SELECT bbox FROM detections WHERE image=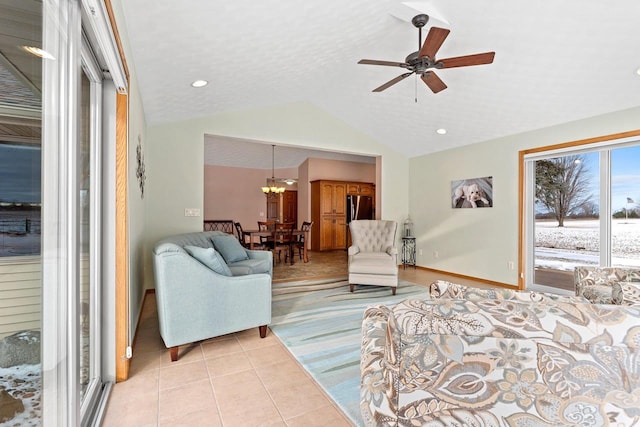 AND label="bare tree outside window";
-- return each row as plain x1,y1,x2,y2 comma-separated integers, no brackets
535,154,594,227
